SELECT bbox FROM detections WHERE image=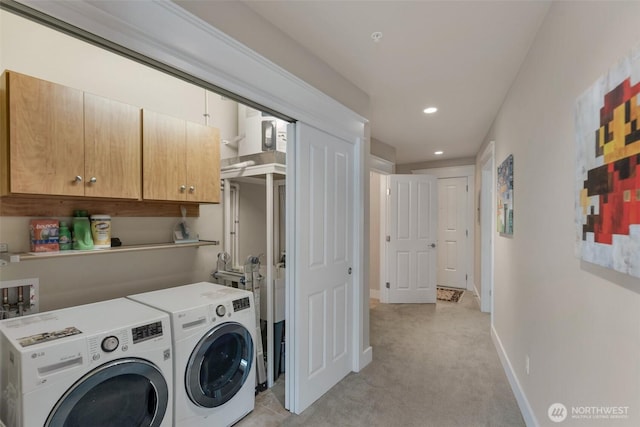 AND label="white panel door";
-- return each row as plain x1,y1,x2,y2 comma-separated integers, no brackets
293,123,353,413
437,177,468,289
386,175,437,303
